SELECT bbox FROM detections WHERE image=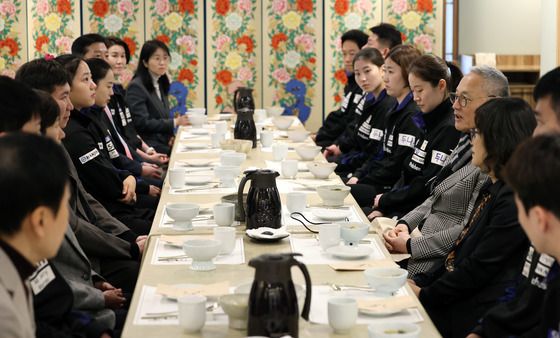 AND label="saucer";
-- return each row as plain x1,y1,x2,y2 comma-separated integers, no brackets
184,176,214,185
245,227,290,243
326,245,373,259
180,158,216,167
311,208,351,221
359,307,405,316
